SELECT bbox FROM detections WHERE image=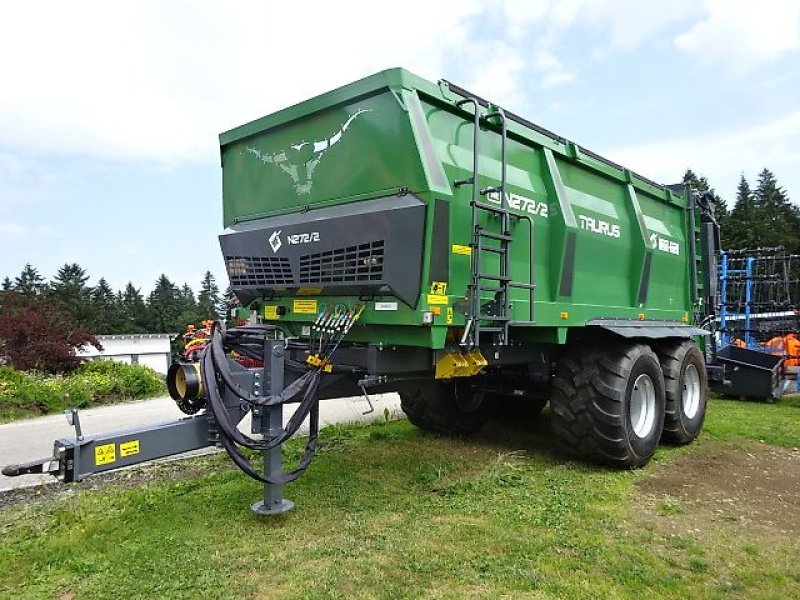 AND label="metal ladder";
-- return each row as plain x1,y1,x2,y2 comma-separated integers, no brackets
455,98,535,348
